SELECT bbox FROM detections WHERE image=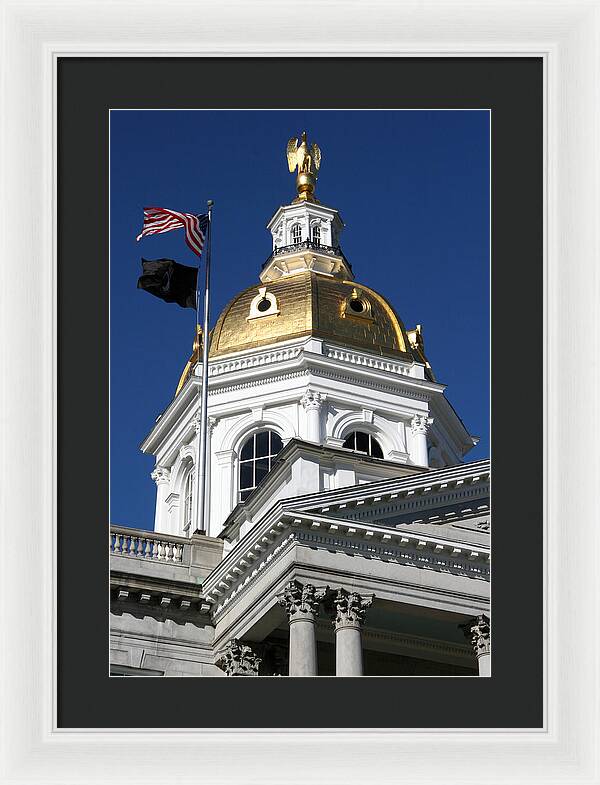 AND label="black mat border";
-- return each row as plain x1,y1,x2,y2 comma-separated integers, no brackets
58,57,543,728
